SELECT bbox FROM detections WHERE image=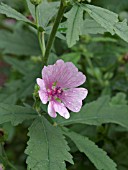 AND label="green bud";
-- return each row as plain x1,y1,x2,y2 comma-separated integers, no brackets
0,129,6,143
30,0,42,6
33,84,40,100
